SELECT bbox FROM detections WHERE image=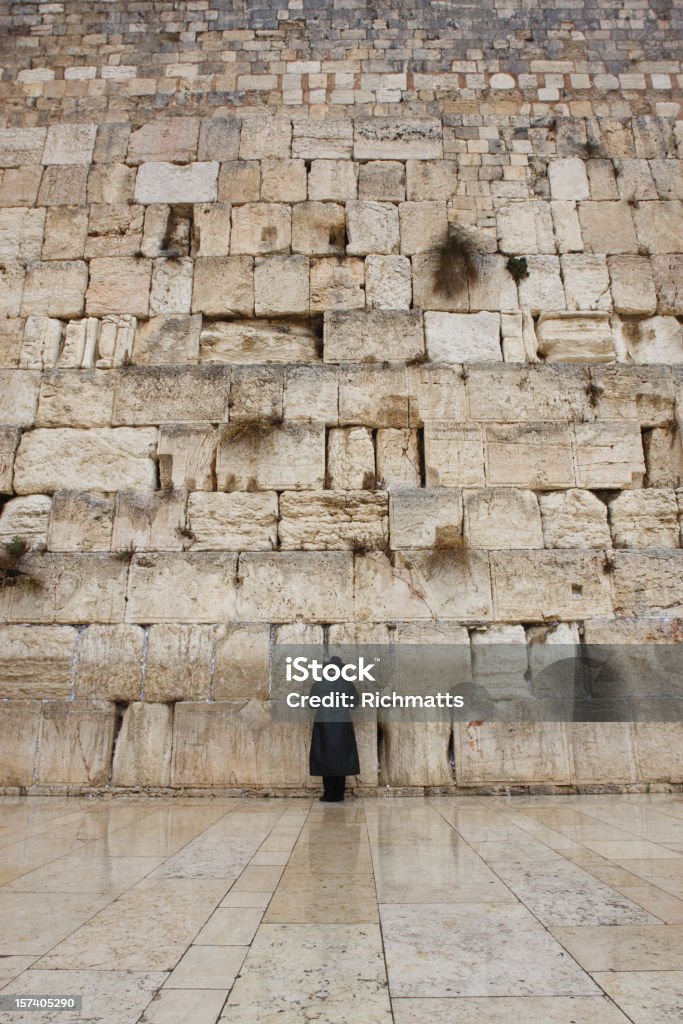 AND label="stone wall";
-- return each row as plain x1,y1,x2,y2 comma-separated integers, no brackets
0,0,682,793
